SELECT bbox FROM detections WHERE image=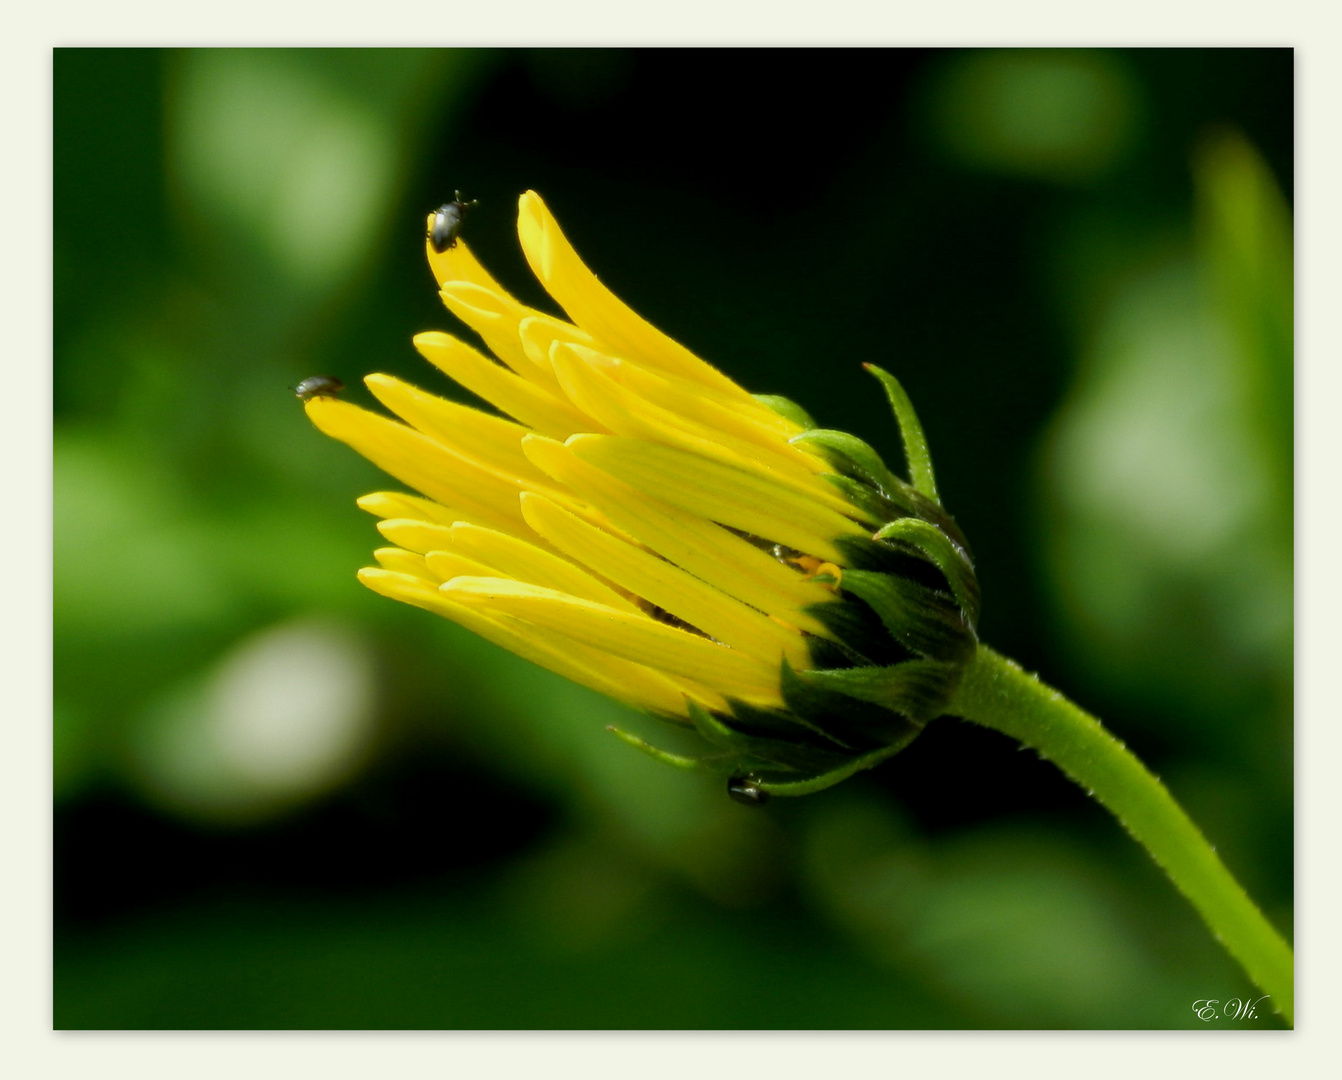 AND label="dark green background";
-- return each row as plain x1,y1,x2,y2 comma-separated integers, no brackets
54,48,1293,1029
